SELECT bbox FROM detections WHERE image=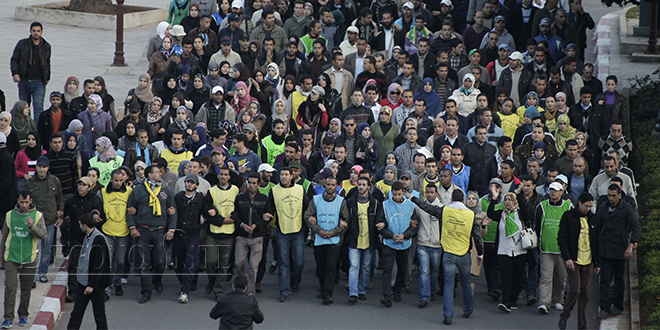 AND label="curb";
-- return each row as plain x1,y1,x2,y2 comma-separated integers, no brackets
30,260,68,330
594,10,620,82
